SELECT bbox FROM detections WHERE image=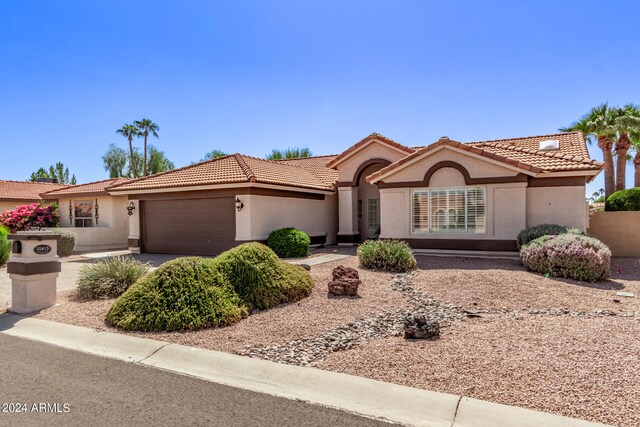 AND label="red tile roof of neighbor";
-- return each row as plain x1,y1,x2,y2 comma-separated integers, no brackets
107,154,338,192
41,178,132,198
367,132,602,182
0,180,69,201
